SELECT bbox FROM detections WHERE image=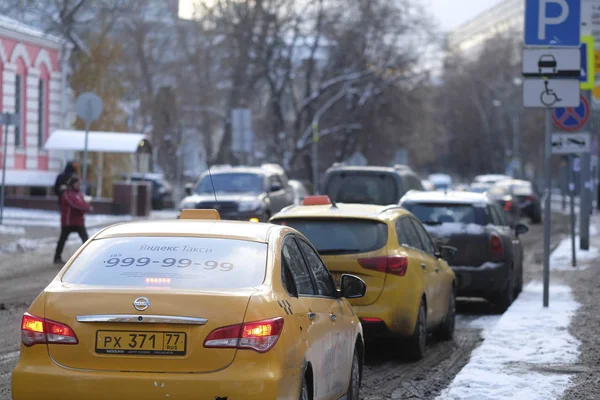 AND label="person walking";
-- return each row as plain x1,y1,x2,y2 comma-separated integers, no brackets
53,161,77,207
53,175,93,264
